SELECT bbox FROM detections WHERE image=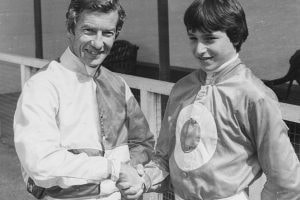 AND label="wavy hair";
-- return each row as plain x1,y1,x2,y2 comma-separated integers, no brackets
66,0,126,37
